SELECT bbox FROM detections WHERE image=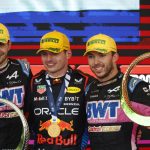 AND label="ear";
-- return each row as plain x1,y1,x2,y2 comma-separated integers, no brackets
66,50,72,59
8,40,11,51
113,52,119,63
